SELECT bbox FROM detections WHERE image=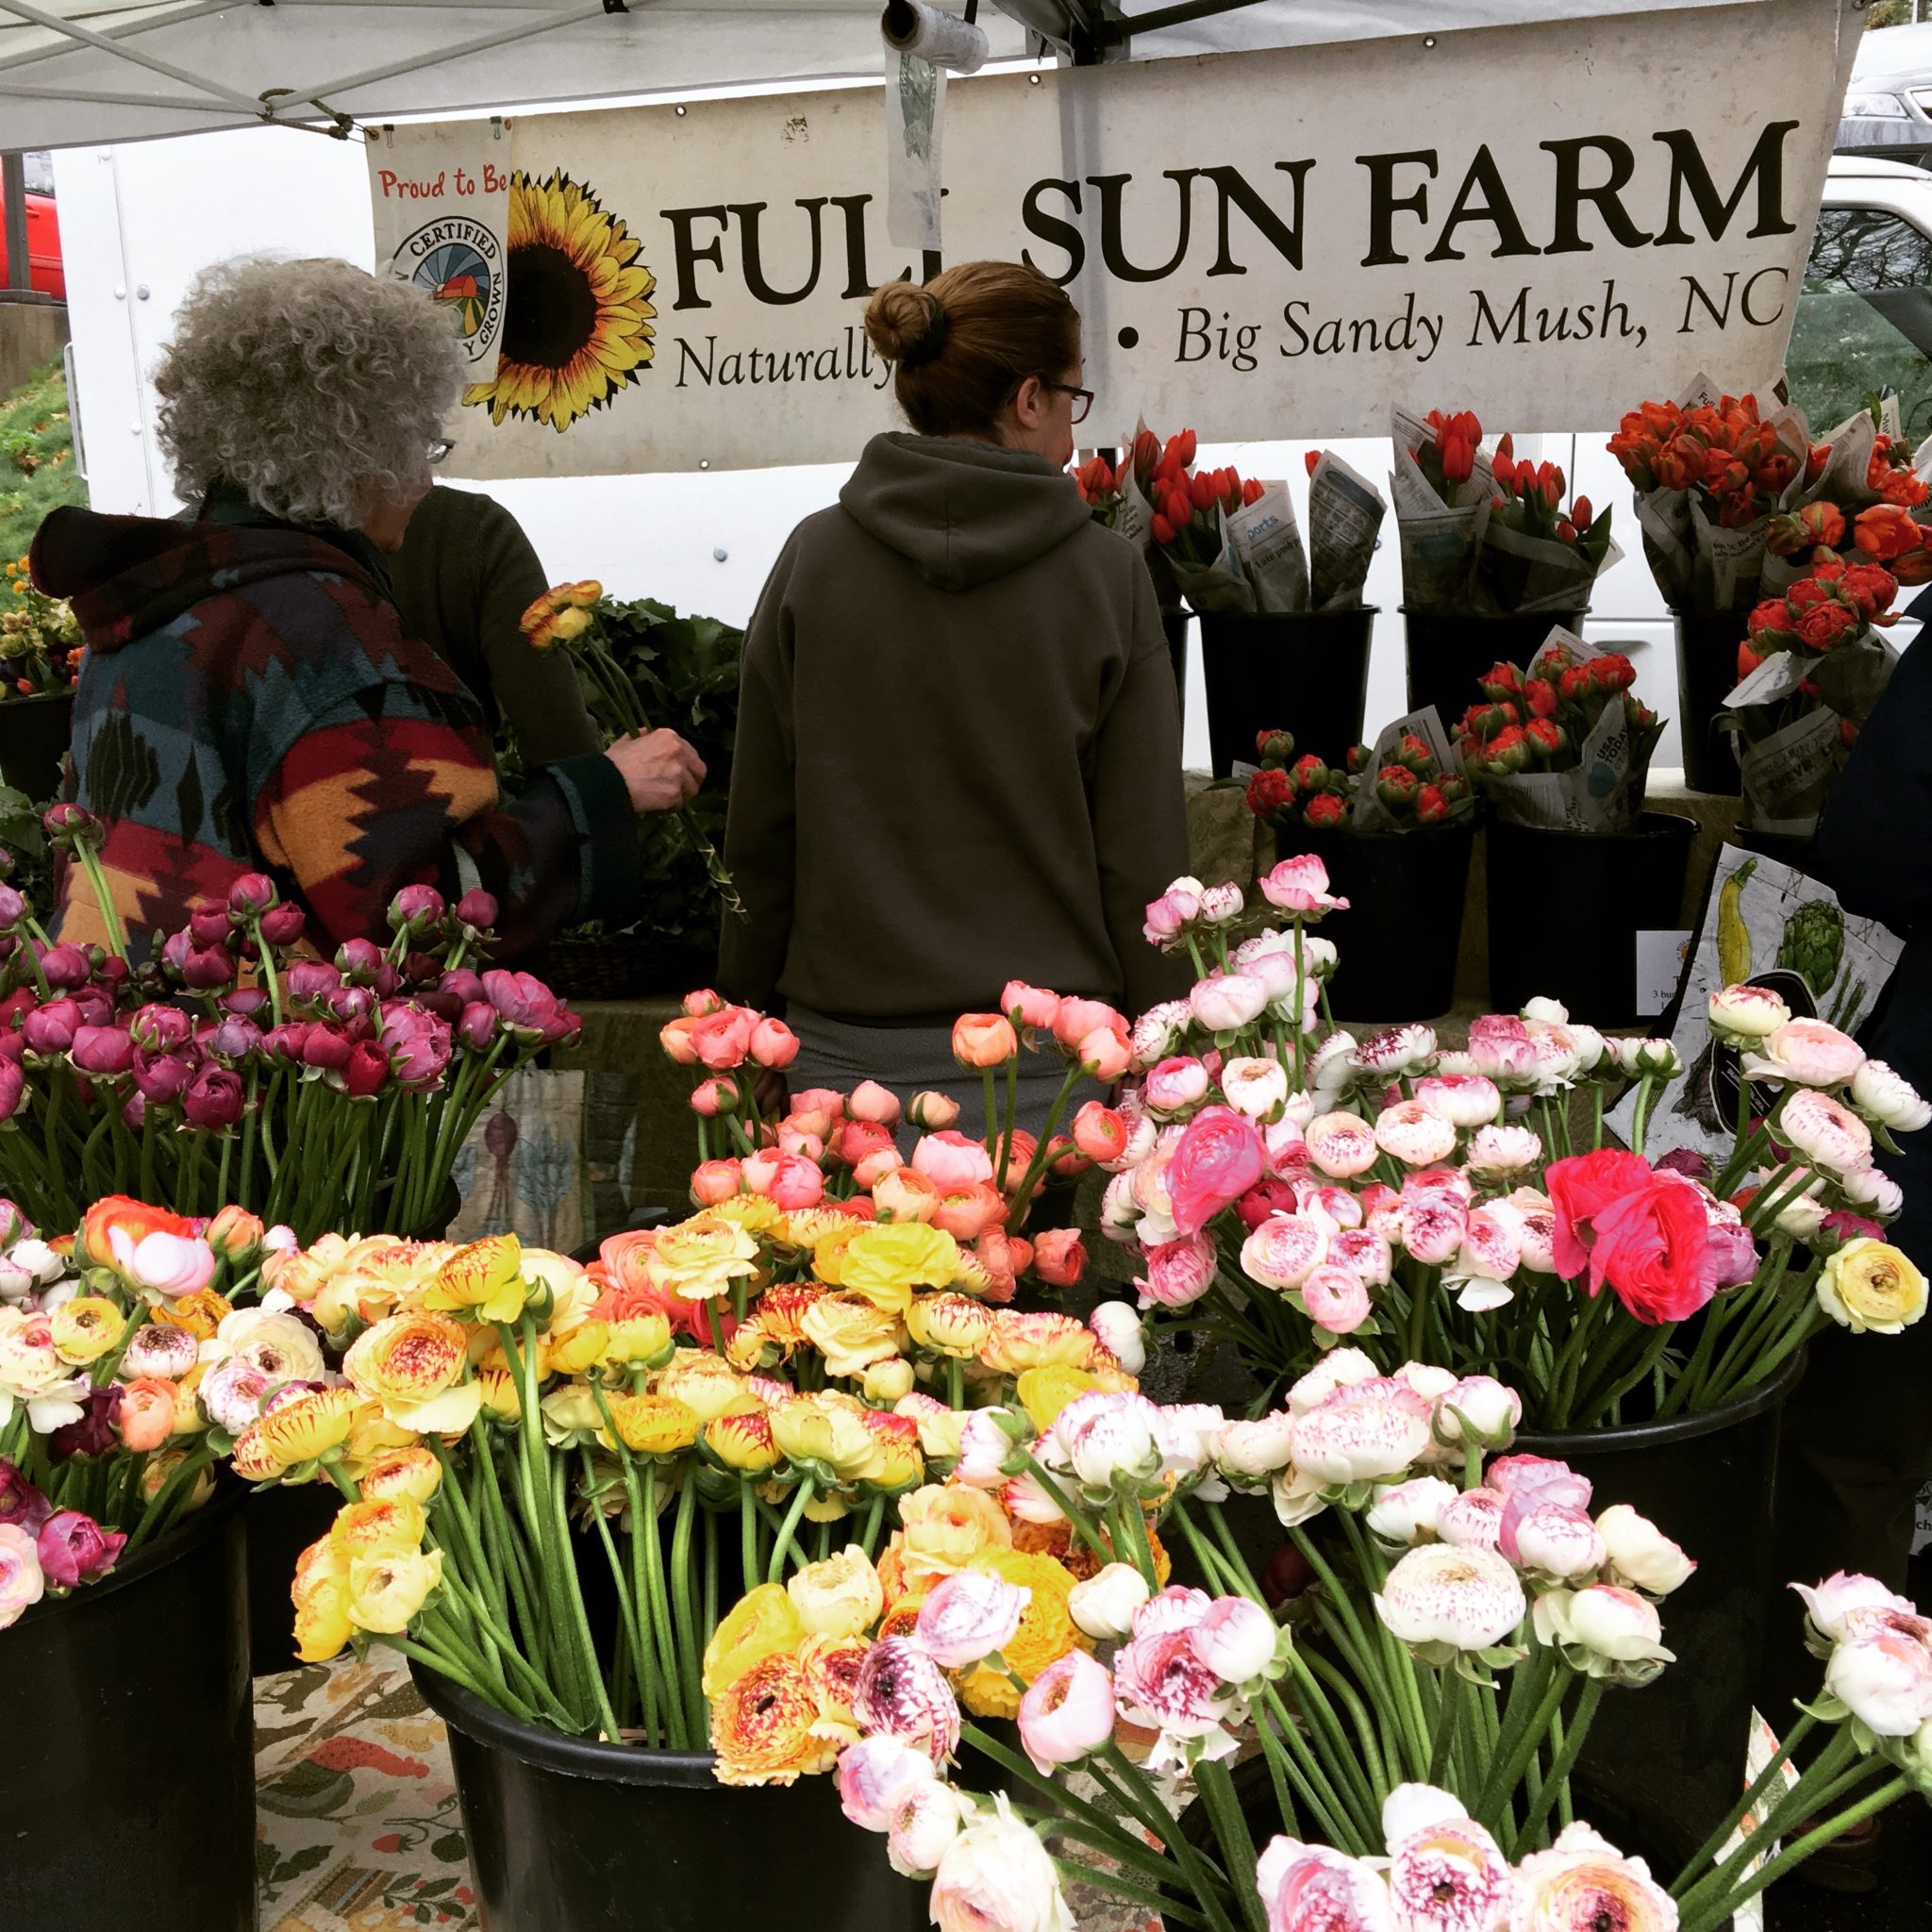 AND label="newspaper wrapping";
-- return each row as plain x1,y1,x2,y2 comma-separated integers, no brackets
1307,451,1387,610
1351,708,1467,833
1474,626,1656,833
1224,485,1310,614
1475,519,1622,616
1391,405,1493,611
